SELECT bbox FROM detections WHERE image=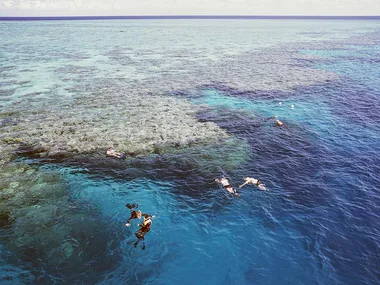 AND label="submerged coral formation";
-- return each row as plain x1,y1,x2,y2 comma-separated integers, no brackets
0,164,122,283
0,36,339,164
0,86,228,163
